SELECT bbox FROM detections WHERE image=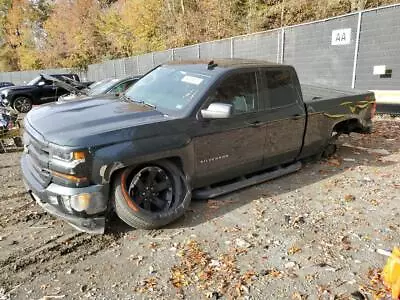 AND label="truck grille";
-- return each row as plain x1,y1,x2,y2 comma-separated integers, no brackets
23,127,51,188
